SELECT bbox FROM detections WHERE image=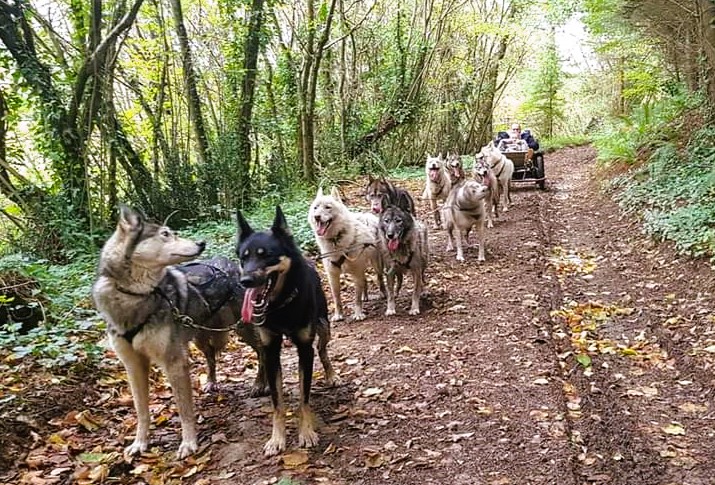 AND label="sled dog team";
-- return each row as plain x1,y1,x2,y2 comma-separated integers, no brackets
92,143,512,461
